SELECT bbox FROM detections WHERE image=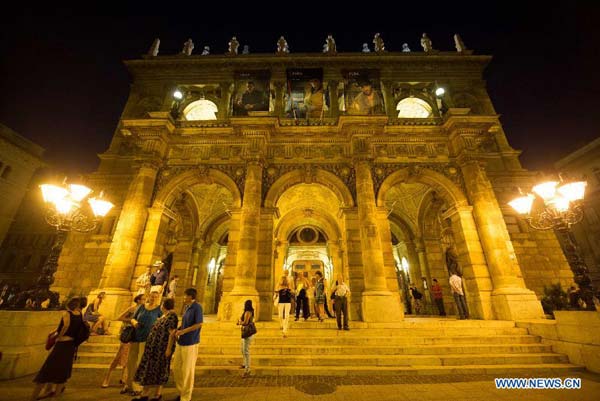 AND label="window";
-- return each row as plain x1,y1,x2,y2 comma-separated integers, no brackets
396,97,433,118
183,99,218,121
